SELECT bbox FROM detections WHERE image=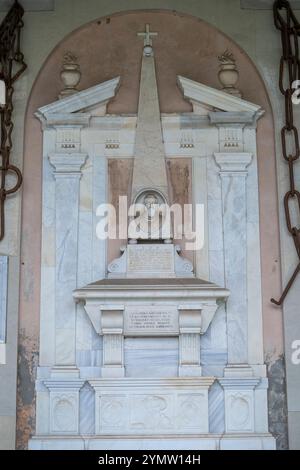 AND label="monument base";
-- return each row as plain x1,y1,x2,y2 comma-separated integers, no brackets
29,434,276,450
88,377,214,436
